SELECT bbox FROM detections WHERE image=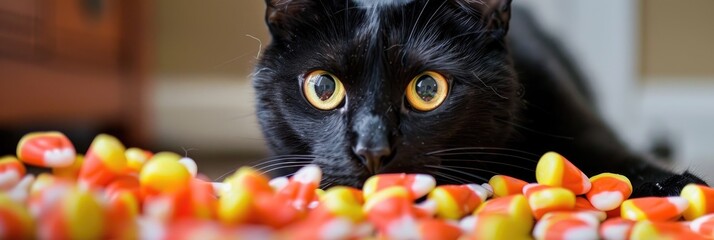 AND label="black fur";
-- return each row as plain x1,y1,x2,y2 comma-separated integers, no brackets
252,0,706,195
